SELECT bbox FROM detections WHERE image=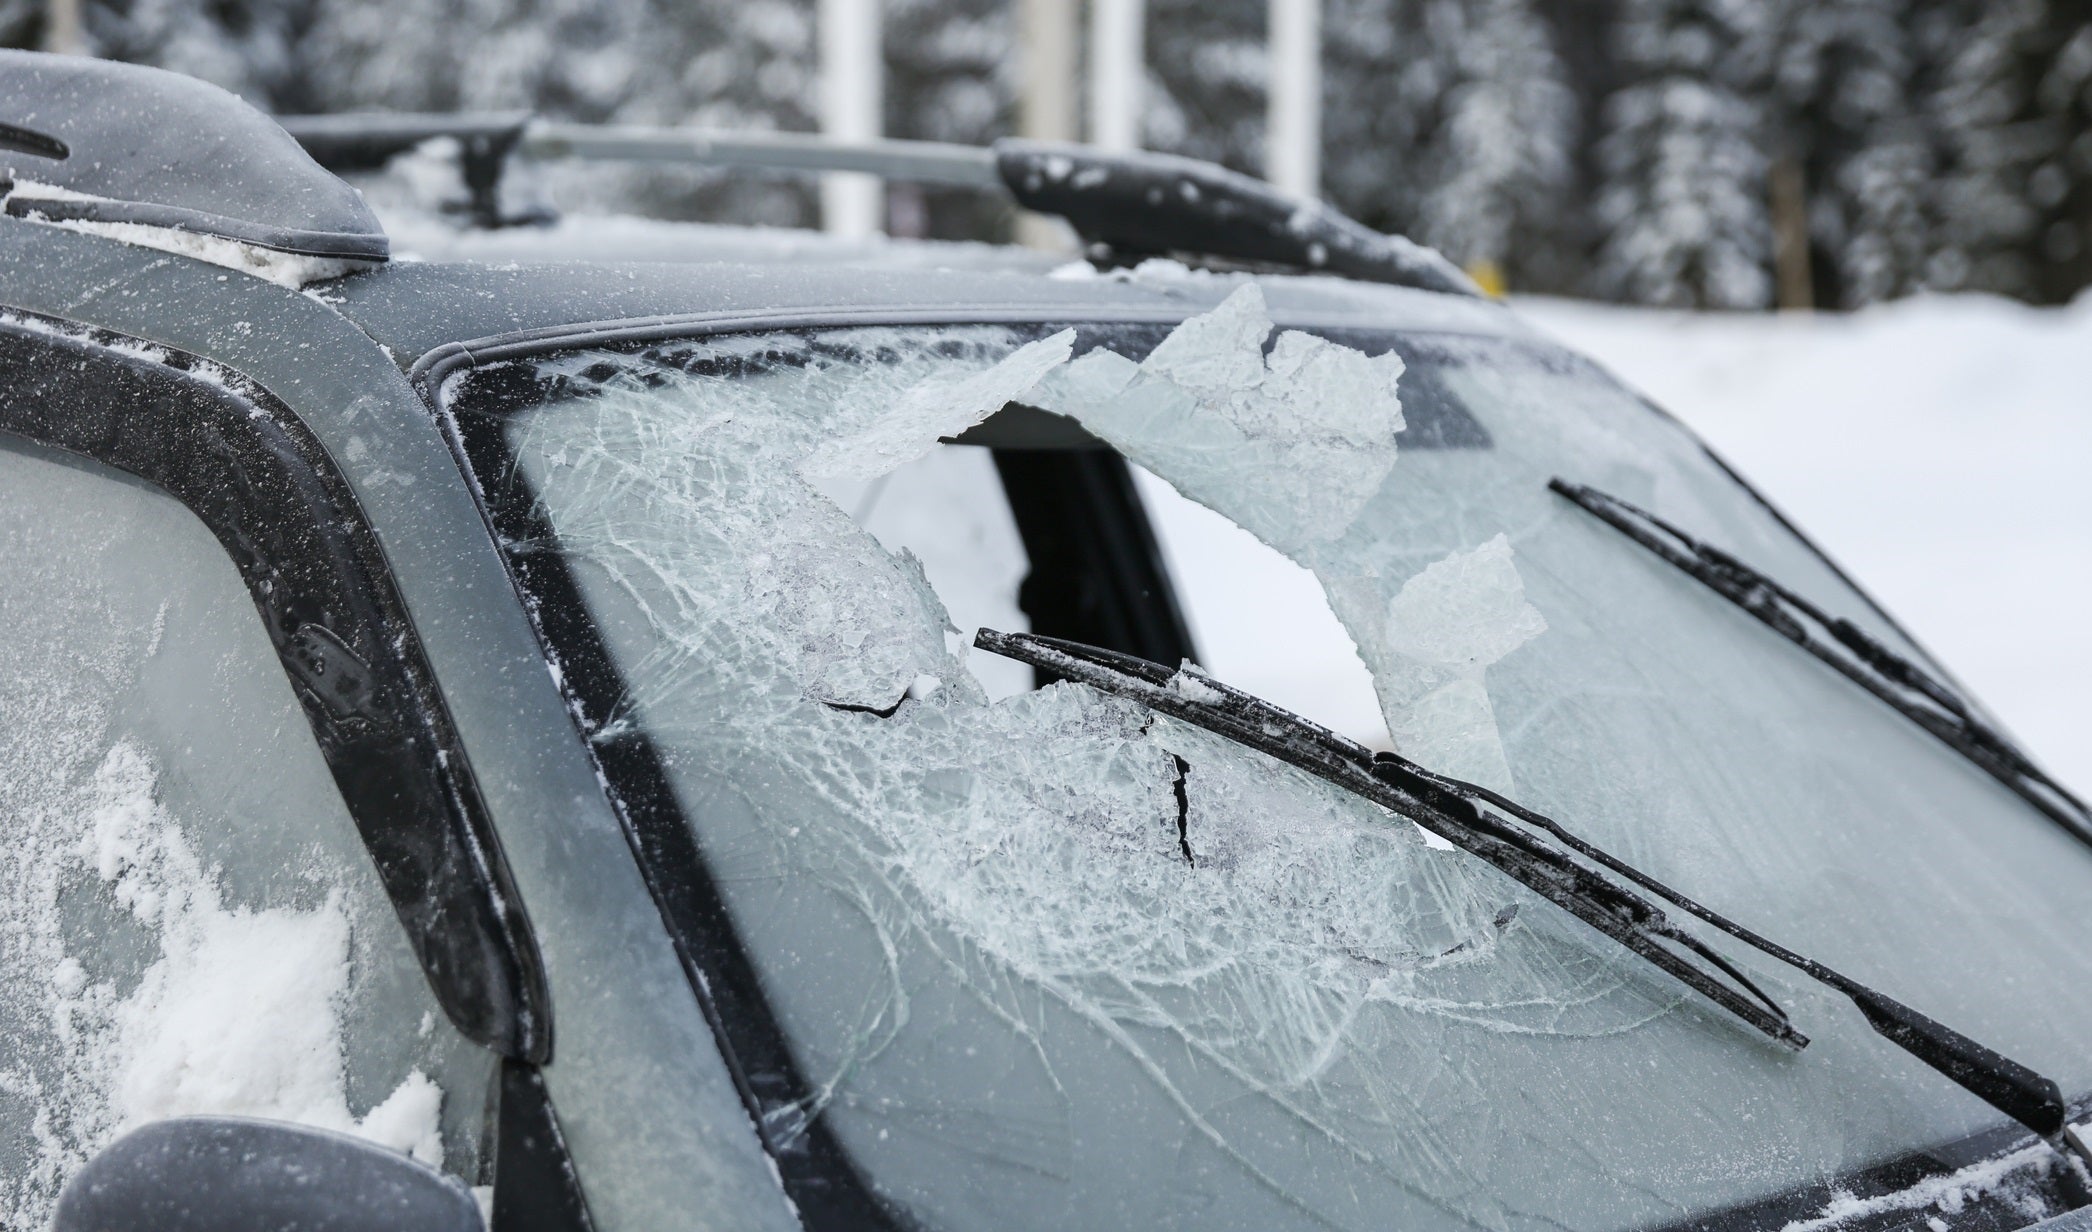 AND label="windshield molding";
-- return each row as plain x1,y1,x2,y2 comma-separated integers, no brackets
404,303,1521,404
